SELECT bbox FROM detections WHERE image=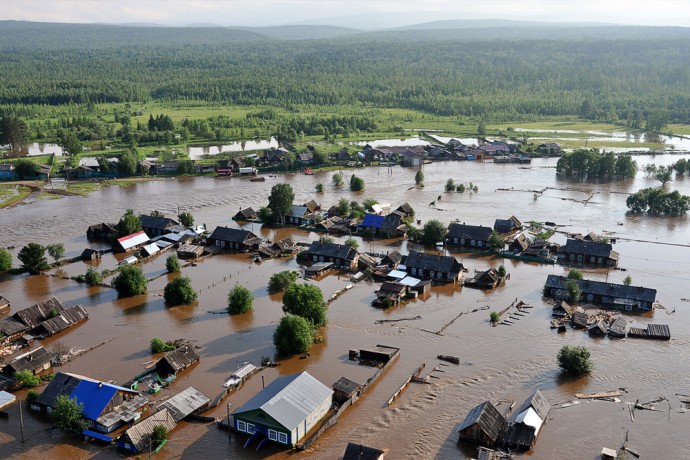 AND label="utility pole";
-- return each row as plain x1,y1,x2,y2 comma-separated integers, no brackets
227,403,232,439
19,398,25,444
